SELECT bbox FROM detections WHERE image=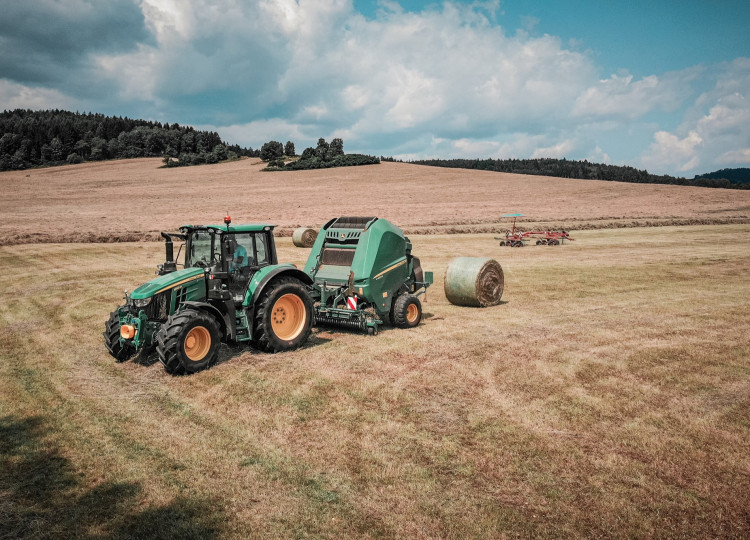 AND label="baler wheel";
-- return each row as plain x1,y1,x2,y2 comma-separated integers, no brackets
156,309,220,375
253,277,313,352
392,294,422,328
103,308,135,362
